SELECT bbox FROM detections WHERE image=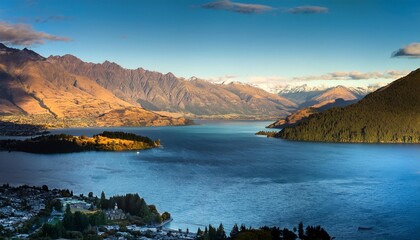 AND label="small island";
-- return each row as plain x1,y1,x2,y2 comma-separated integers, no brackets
0,131,160,154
